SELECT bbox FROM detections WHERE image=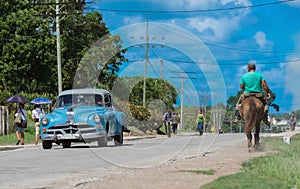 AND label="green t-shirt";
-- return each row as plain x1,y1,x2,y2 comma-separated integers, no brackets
198,113,204,123
240,72,265,94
